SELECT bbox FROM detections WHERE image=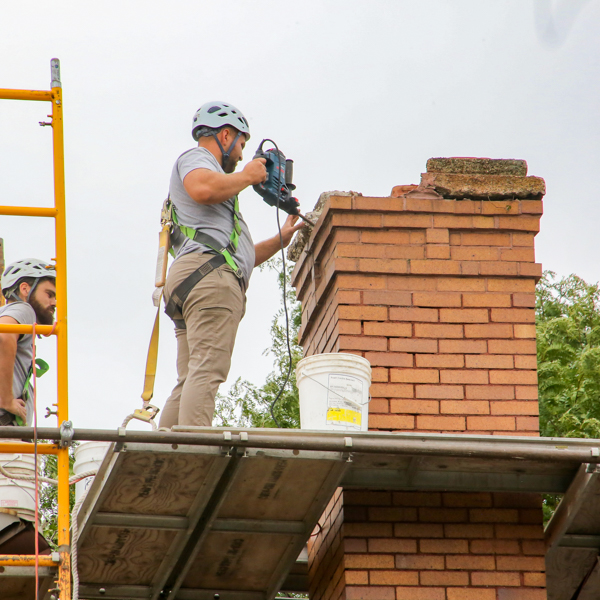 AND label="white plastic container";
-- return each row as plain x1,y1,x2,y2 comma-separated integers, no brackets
296,353,372,431
73,441,110,502
0,452,40,522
